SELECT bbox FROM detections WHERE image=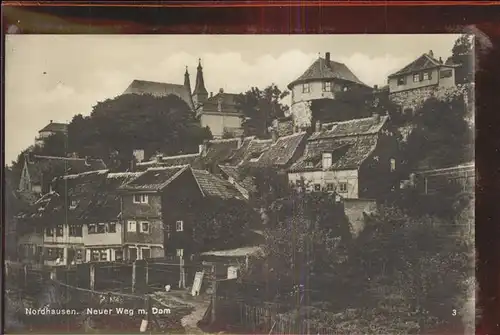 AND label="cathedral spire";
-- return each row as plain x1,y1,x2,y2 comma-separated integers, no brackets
193,58,208,105
184,66,192,94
